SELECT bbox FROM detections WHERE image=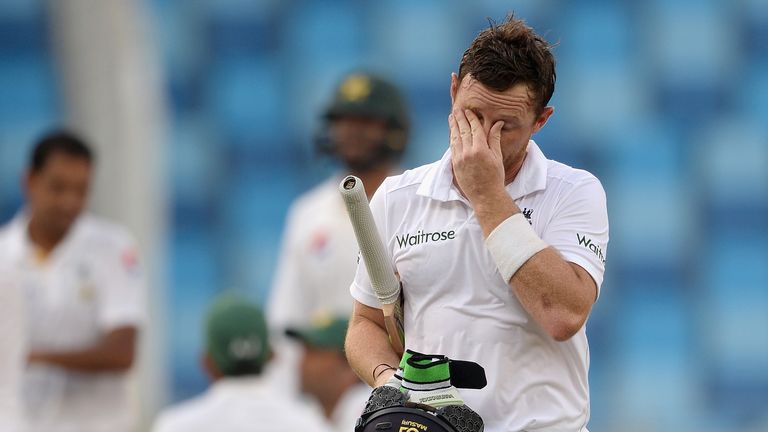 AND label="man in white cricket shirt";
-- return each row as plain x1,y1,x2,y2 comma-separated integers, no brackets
346,16,609,432
152,295,332,432
267,72,410,394
0,131,146,432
